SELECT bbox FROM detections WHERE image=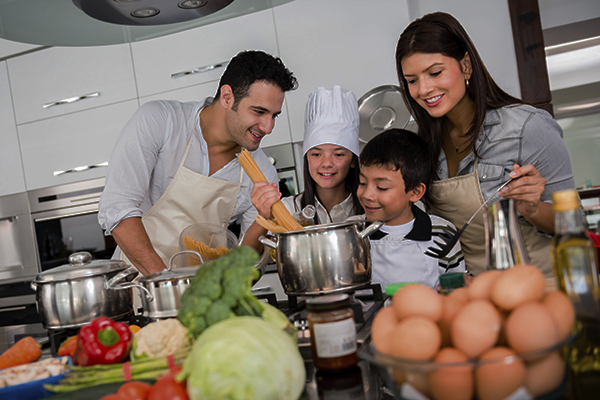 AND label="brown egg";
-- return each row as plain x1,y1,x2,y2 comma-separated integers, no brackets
468,270,502,301
393,284,444,321
447,287,470,304
438,296,465,347
525,351,565,396
429,347,473,400
490,264,546,311
406,371,432,398
391,316,441,361
451,299,502,358
475,347,526,400
371,306,398,355
505,301,559,354
543,290,576,342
